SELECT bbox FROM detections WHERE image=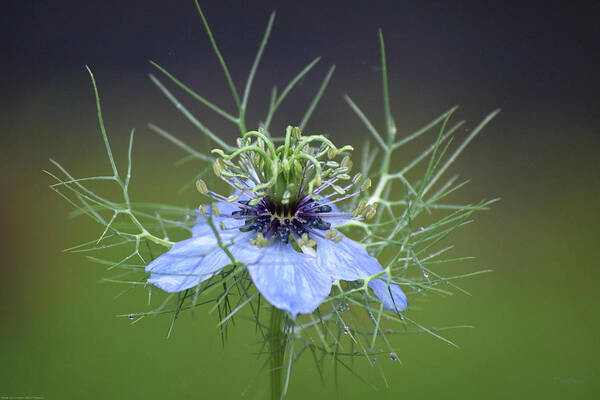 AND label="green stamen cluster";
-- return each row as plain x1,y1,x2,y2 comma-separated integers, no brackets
211,126,354,204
